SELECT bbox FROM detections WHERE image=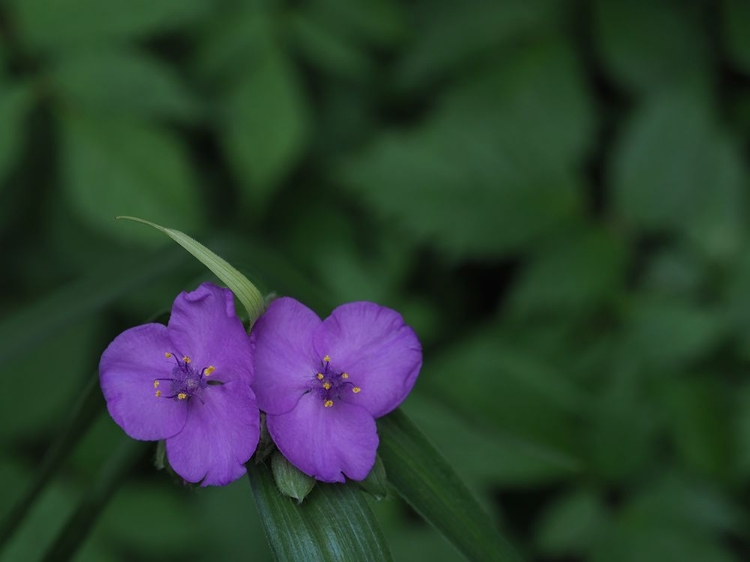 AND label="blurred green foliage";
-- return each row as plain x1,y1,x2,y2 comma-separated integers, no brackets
1,0,750,560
